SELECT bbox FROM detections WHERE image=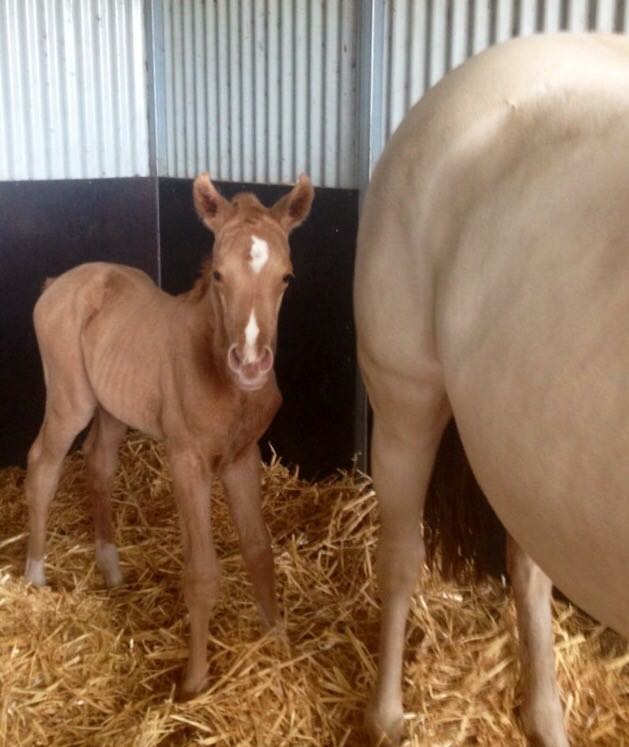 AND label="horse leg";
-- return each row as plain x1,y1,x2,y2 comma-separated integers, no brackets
365,380,451,745
83,407,127,587
25,399,95,586
221,445,280,631
507,534,569,747
169,448,220,699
